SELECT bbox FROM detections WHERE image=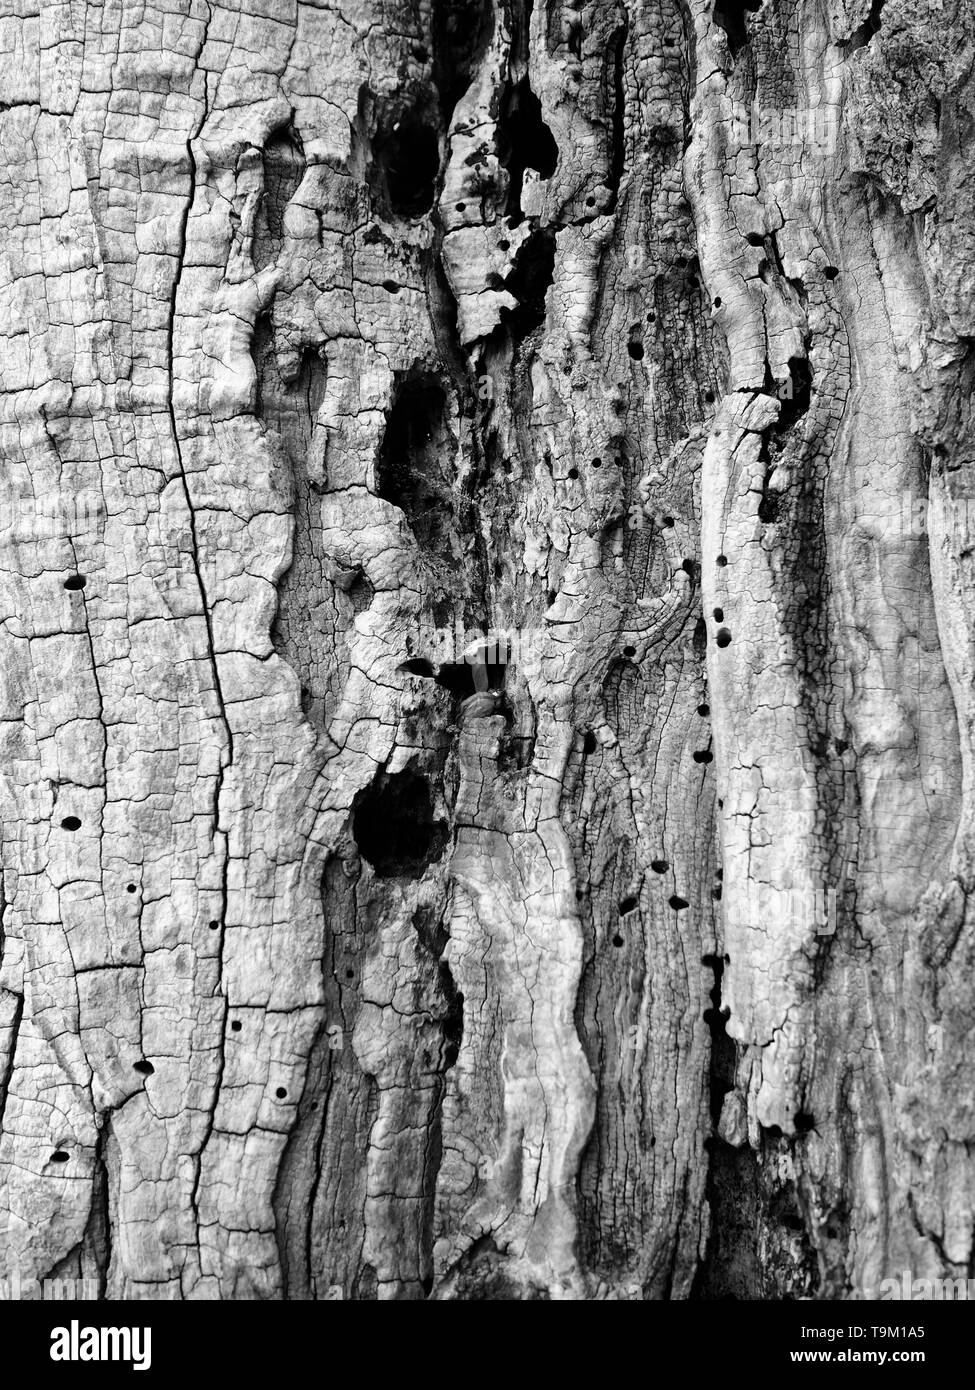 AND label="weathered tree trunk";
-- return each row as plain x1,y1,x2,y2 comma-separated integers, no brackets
0,0,972,1301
